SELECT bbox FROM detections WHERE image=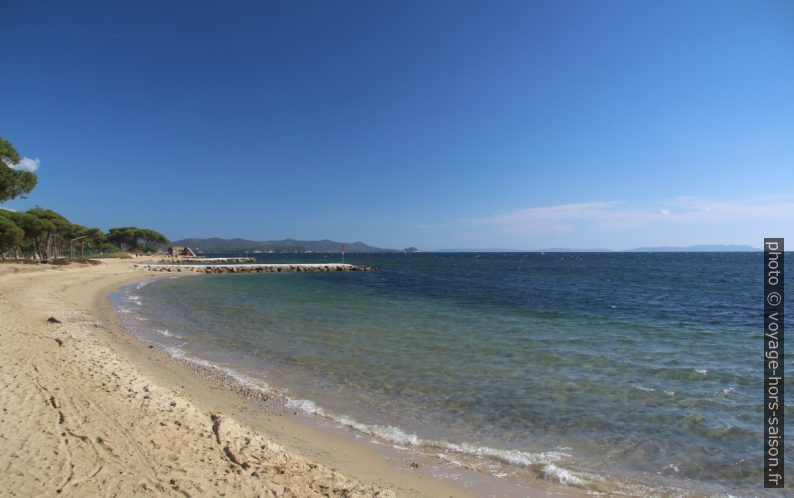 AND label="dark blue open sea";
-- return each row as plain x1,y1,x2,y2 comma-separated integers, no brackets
112,252,791,495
